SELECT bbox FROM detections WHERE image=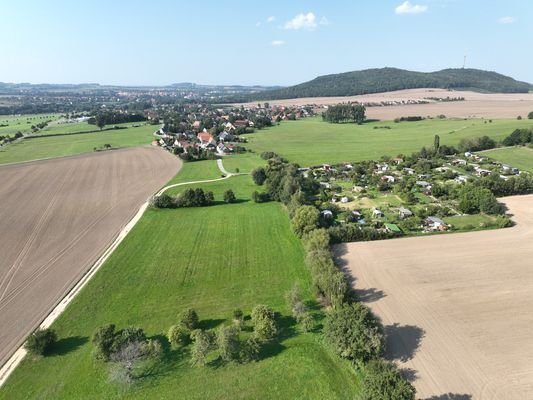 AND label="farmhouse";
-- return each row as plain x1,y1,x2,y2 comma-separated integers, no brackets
197,130,215,148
